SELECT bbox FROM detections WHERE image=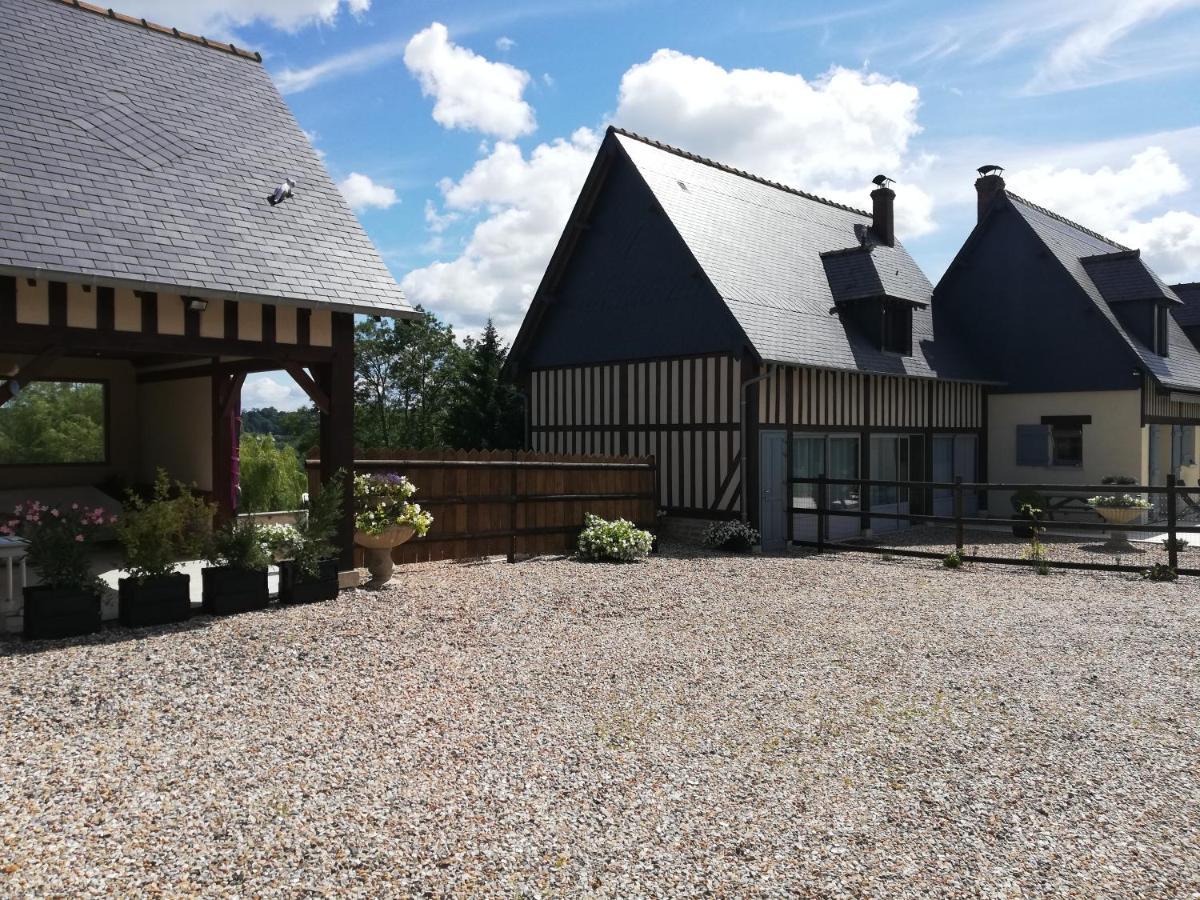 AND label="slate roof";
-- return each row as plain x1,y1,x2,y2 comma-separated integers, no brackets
1080,250,1181,305
1007,194,1200,392
612,129,986,382
0,0,412,317
1172,283,1200,328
